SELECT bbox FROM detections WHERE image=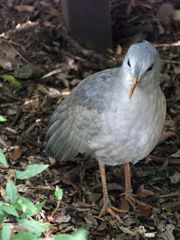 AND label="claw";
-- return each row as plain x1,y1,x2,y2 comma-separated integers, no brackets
99,204,126,224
